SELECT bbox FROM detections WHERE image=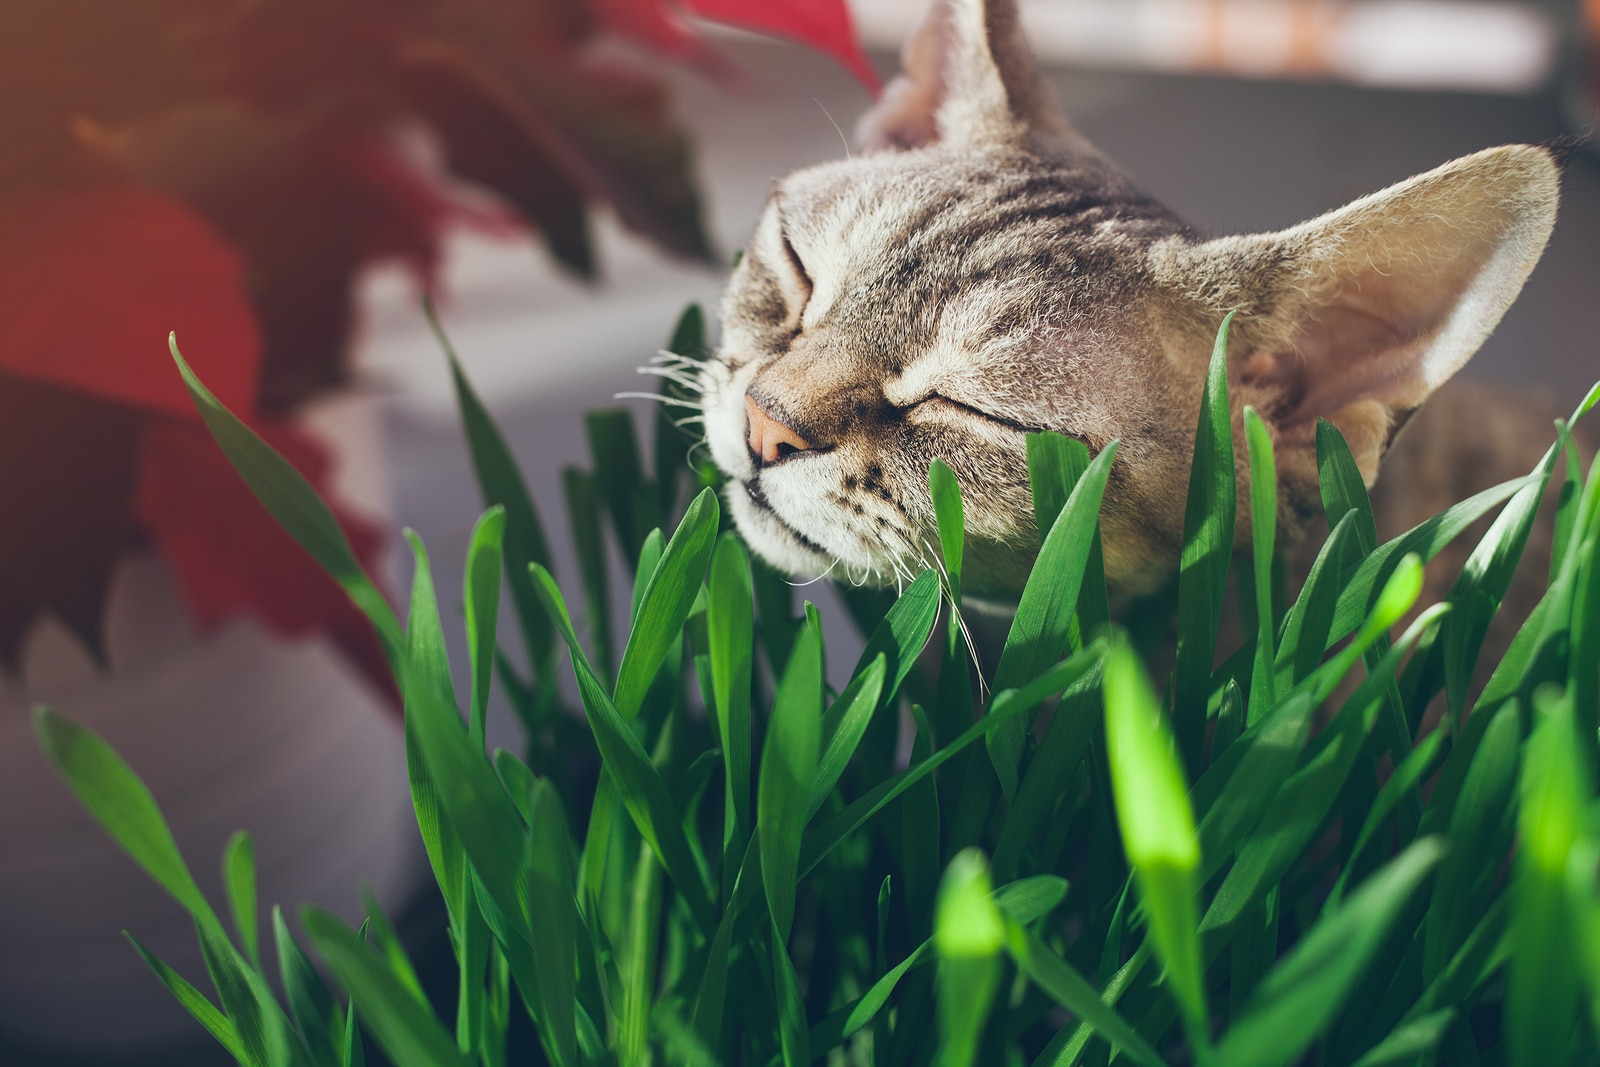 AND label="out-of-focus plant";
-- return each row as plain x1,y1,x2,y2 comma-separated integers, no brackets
0,0,874,677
